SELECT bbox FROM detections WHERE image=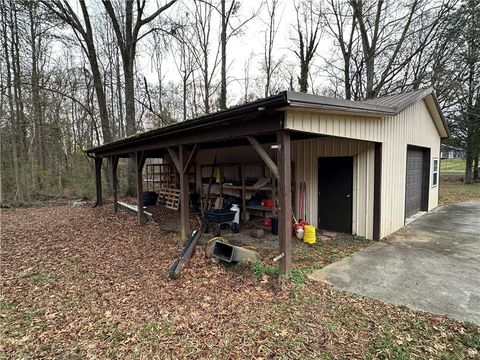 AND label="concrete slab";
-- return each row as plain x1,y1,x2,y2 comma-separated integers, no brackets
309,201,480,325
